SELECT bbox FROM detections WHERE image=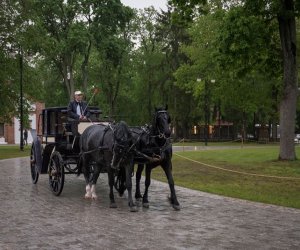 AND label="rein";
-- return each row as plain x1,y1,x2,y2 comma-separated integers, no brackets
80,145,109,155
